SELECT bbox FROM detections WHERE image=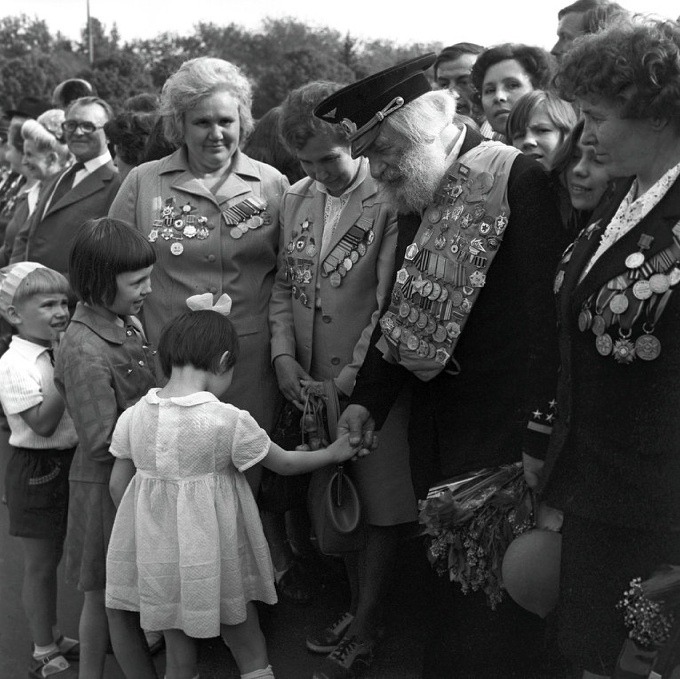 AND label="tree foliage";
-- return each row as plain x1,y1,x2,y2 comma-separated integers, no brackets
0,13,442,116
